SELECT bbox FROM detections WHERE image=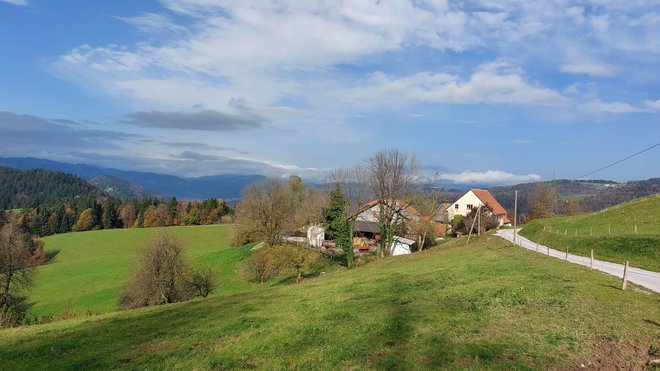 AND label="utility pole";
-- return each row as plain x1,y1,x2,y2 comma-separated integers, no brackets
513,190,518,245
